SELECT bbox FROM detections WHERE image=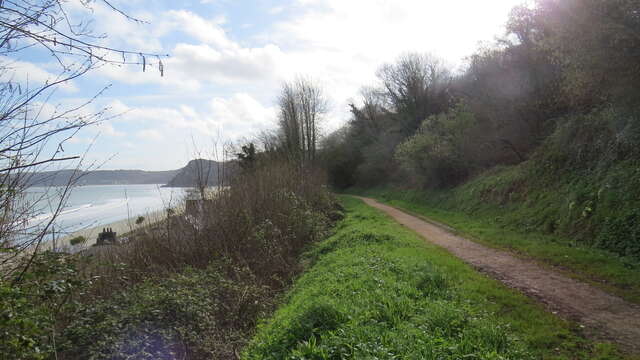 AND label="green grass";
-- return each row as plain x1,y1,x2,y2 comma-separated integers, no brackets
351,187,640,304
244,196,630,359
